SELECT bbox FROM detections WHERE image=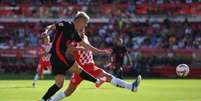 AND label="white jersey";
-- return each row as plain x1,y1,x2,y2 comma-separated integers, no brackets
73,35,95,66
39,43,52,61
